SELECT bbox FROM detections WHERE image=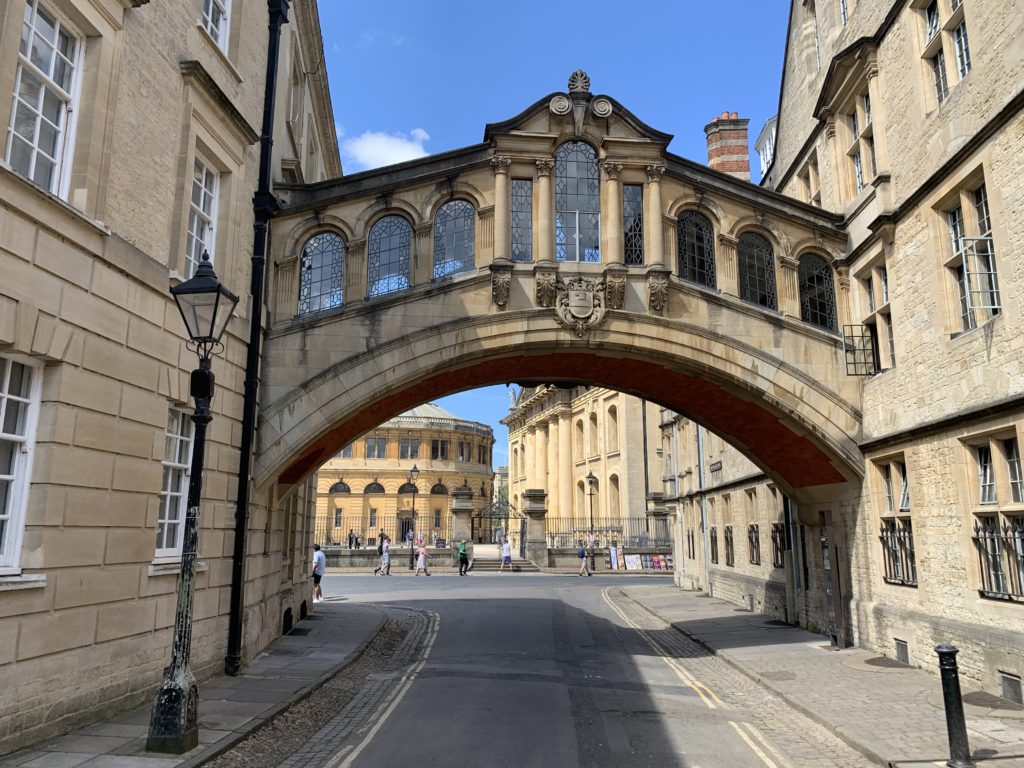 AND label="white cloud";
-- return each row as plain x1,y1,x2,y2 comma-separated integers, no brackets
341,128,431,171
391,35,407,46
